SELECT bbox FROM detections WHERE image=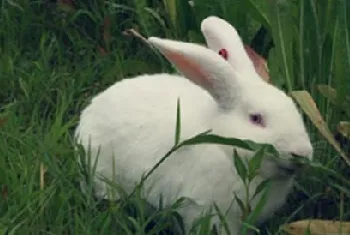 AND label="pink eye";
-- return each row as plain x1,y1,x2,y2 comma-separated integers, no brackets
250,114,265,127
218,49,228,60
